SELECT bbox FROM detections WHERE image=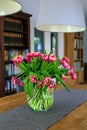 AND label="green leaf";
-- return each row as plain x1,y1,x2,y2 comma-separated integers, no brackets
15,72,25,78
40,70,50,77
24,82,29,94
55,74,70,92
45,62,54,69
18,62,28,72
35,58,42,70
24,81,33,97
31,58,36,72
43,50,47,54
45,64,57,73
36,72,44,81
27,81,34,97
23,62,30,70
58,68,69,75
41,61,49,69
23,75,29,83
